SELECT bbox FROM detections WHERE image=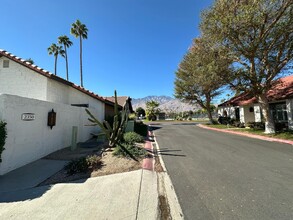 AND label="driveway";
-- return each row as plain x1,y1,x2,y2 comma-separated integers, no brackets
152,122,293,220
